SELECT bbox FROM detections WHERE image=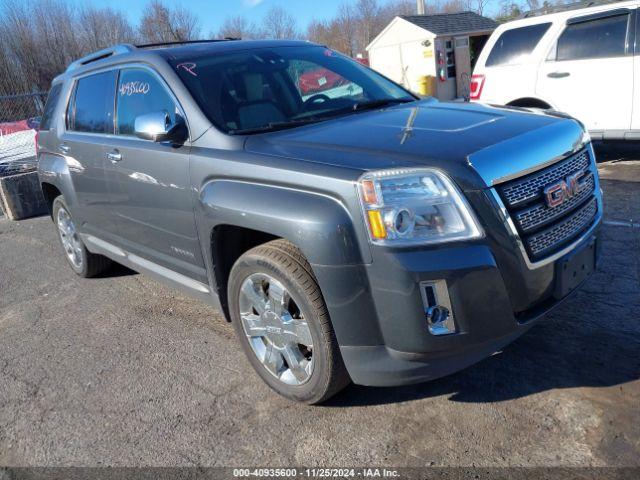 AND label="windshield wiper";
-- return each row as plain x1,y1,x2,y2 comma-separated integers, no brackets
351,98,415,112
229,98,416,135
229,117,326,135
